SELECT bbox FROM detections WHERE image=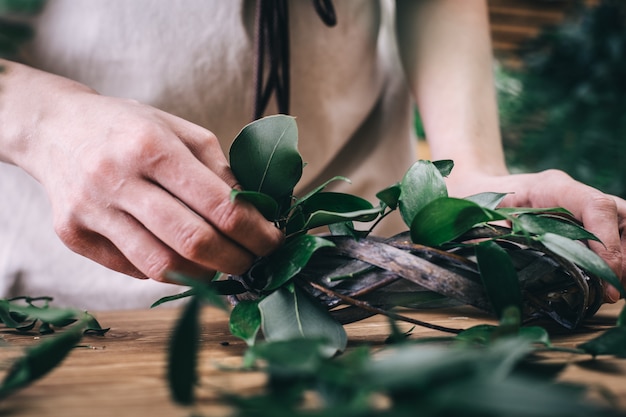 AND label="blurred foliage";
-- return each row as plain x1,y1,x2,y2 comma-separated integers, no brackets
0,0,44,60
499,0,626,198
